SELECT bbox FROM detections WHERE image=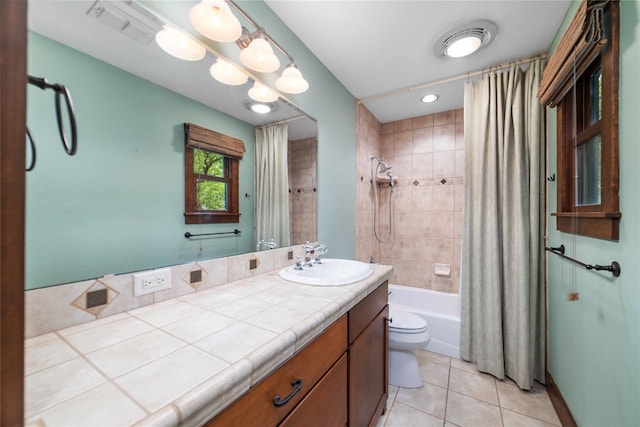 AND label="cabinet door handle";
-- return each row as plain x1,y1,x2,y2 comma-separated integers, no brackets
273,379,303,407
